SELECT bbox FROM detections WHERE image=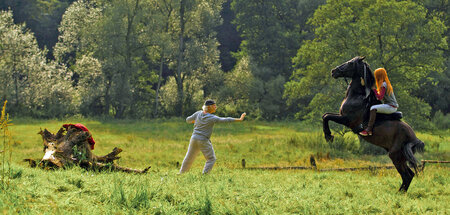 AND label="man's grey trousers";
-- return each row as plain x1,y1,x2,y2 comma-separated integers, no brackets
179,138,216,174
